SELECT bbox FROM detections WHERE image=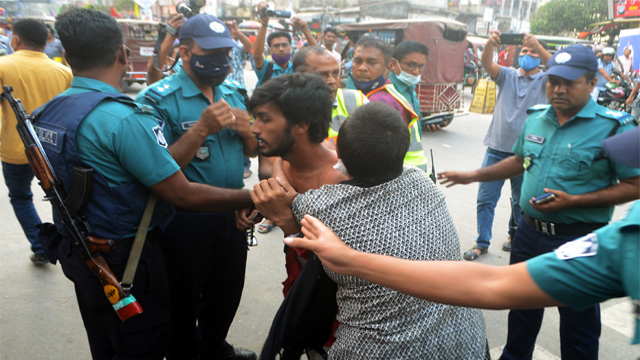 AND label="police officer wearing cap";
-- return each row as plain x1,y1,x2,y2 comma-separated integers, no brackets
136,14,258,360
36,9,254,359
439,44,639,359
